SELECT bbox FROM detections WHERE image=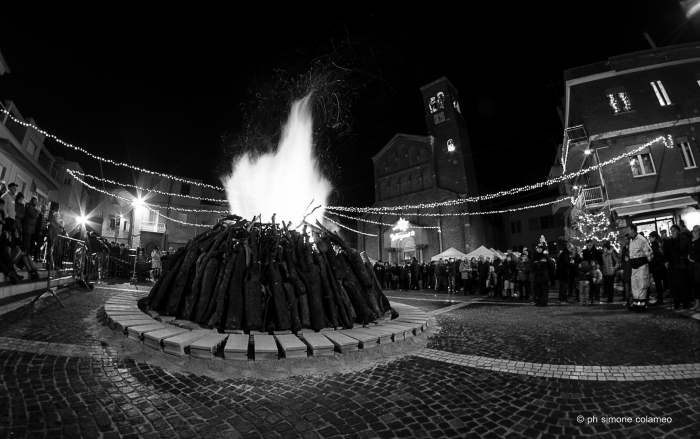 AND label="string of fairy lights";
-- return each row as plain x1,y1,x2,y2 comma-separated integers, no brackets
326,135,673,214
326,210,441,228
69,170,232,204
323,215,377,237
2,108,673,238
